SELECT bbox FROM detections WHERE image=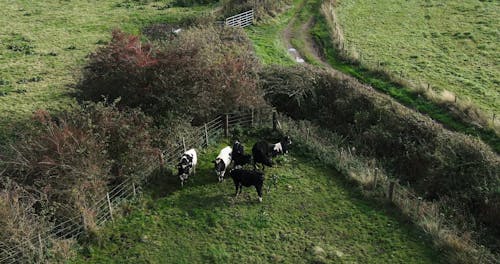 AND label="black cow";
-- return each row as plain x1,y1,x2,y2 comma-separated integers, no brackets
232,140,252,168
252,136,292,170
229,169,265,202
